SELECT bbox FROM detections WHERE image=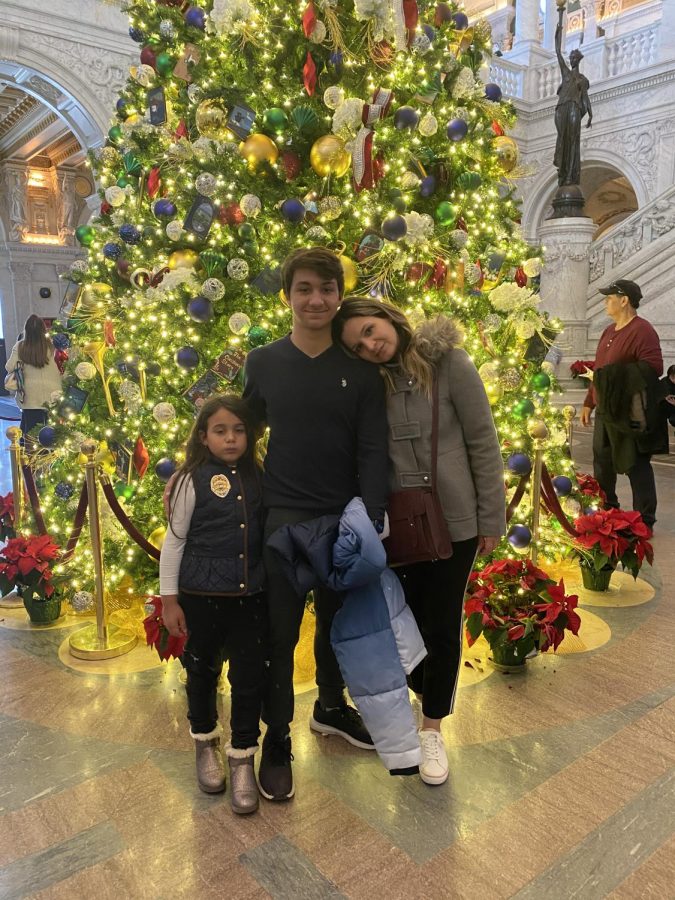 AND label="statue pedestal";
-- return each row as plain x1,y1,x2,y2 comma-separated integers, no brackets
539,216,597,382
